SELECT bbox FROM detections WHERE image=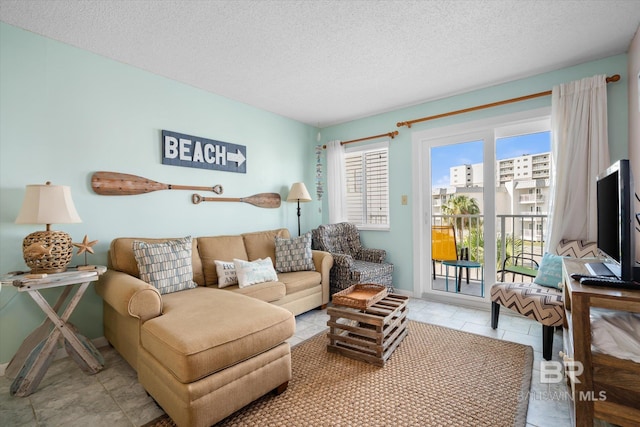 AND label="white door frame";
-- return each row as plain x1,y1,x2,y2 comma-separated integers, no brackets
411,108,551,305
